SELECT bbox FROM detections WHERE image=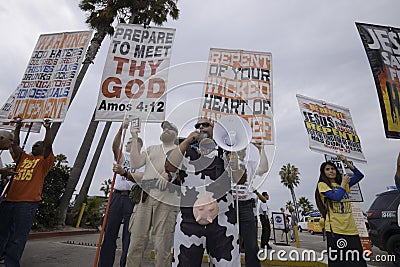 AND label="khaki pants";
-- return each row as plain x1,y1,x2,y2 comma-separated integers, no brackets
127,195,178,267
